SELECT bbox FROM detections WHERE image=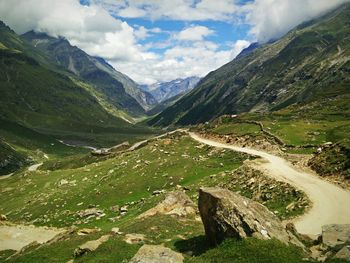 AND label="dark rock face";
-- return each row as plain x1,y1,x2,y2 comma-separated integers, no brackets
198,187,303,247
